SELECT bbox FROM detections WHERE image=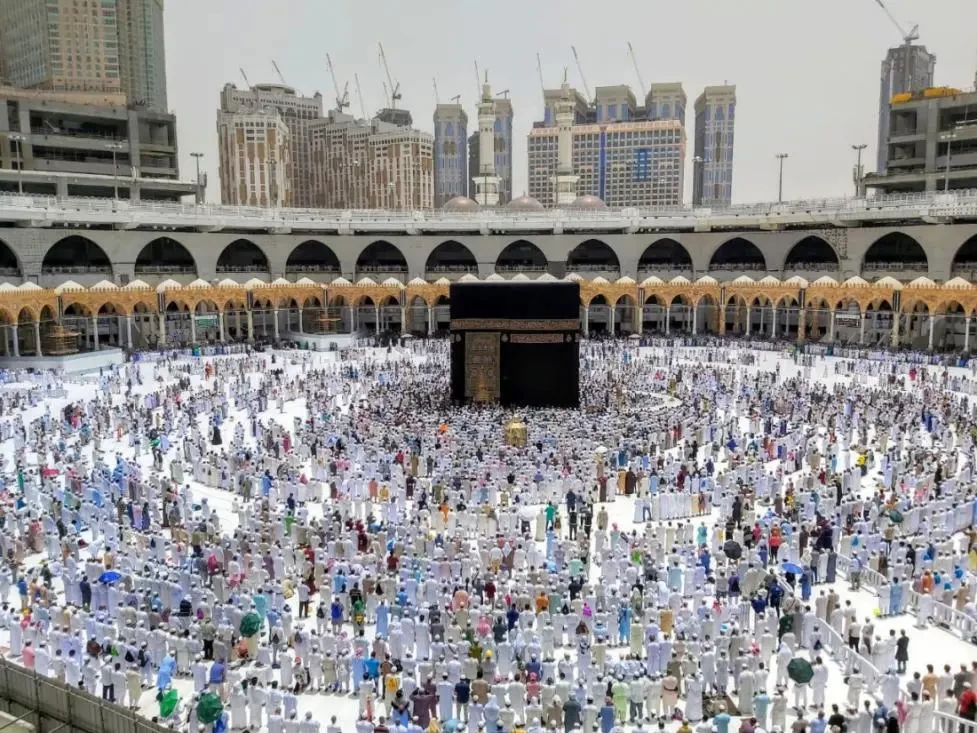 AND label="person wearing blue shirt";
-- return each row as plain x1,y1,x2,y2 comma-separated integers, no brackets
599,700,616,733
714,707,731,733
810,710,828,733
